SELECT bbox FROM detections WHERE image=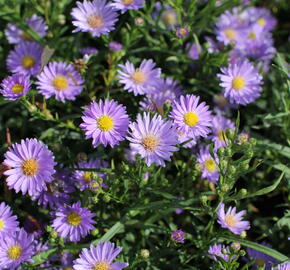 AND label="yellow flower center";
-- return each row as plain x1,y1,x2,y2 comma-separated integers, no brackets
224,28,236,40
94,262,110,270
0,219,4,230
83,172,92,183
97,115,114,131
131,71,146,84
7,245,22,260
21,32,33,41
179,28,187,35
218,130,227,142
184,112,199,127
232,76,245,90
225,215,237,227
67,212,82,226
22,159,39,176
141,135,159,152
205,159,216,172
88,15,104,29
257,18,266,27
11,84,24,94
249,31,256,40
53,76,68,91
122,0,134,4
256,259,265,267
162,11,177,25
64,268,73,270
21,56,36,69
